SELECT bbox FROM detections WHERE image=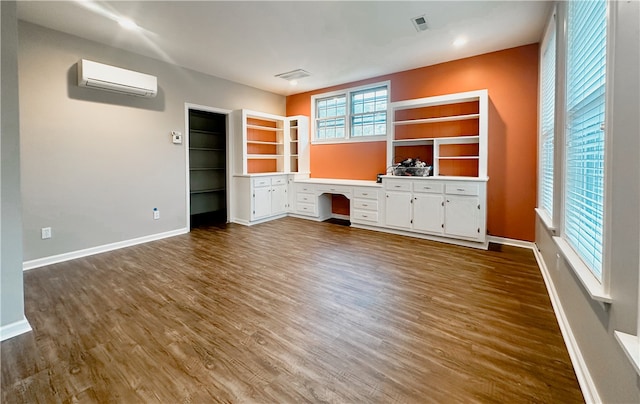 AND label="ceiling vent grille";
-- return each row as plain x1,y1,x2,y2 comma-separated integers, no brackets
411,15,428,32
275,69,311,81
